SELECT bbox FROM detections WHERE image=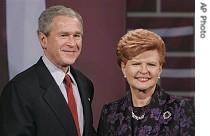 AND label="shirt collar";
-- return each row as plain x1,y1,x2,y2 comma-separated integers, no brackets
42,55,76,86
42,55,66,86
